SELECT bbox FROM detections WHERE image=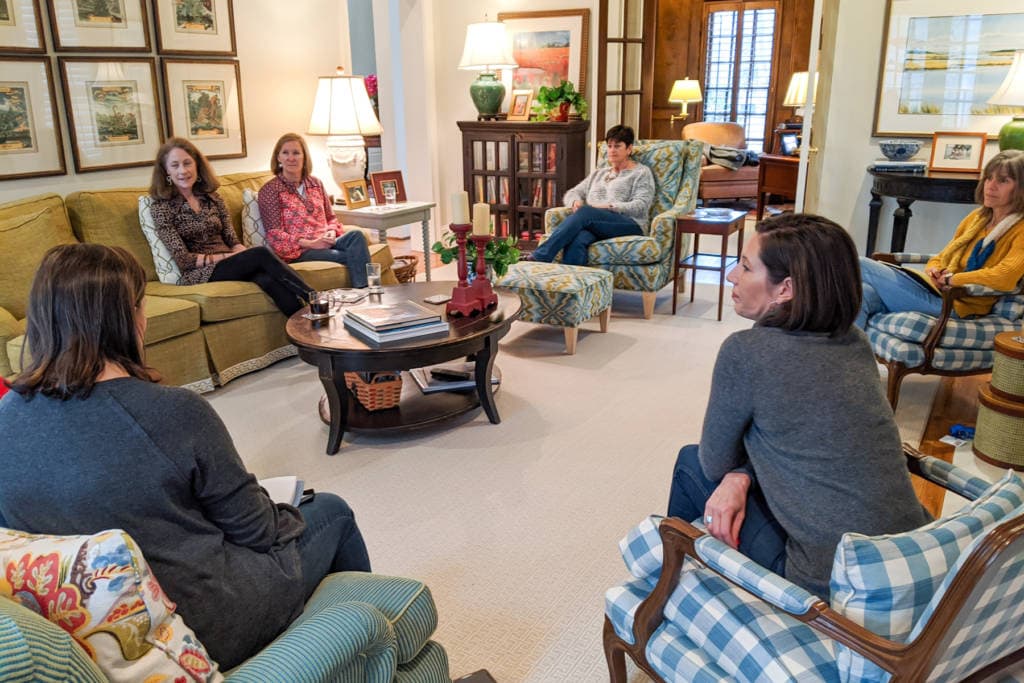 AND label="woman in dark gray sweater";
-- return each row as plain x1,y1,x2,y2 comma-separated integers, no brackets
667,213,930,599
0,244,369,668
